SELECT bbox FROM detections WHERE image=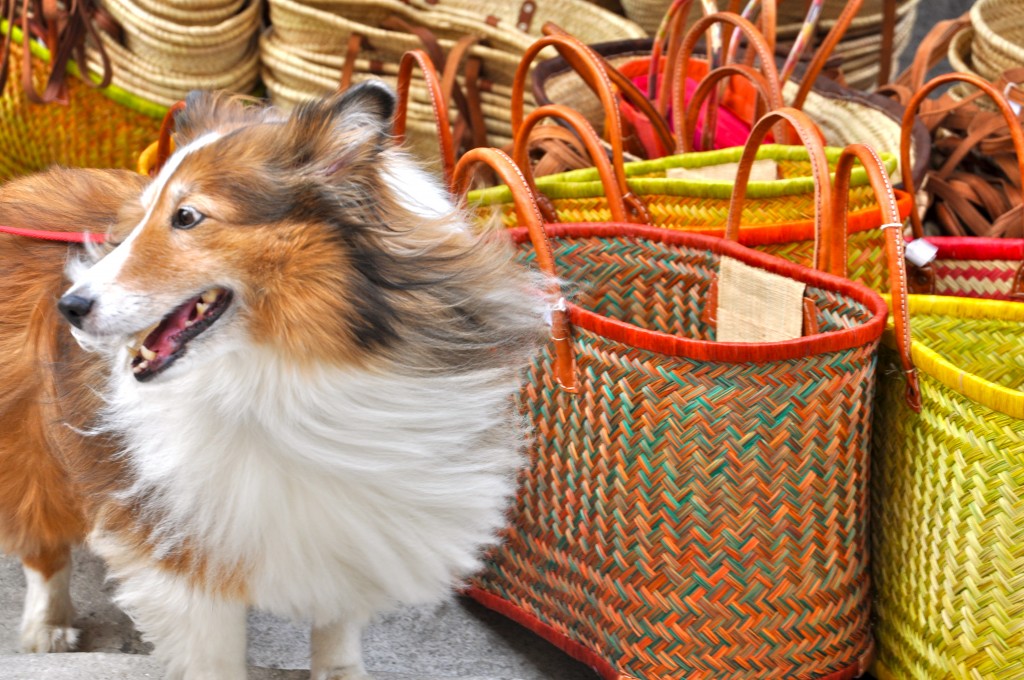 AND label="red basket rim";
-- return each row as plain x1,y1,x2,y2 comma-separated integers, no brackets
509,222,887,364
